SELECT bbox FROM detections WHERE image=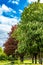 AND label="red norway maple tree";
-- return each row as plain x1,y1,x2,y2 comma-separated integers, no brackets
4,25,18,56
